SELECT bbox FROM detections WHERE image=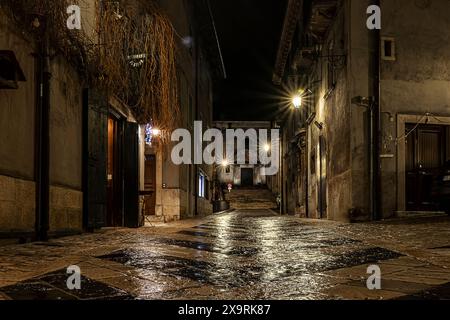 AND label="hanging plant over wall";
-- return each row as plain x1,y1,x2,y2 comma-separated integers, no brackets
1,0,180,136
1,0,94,70
96,0,180,133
